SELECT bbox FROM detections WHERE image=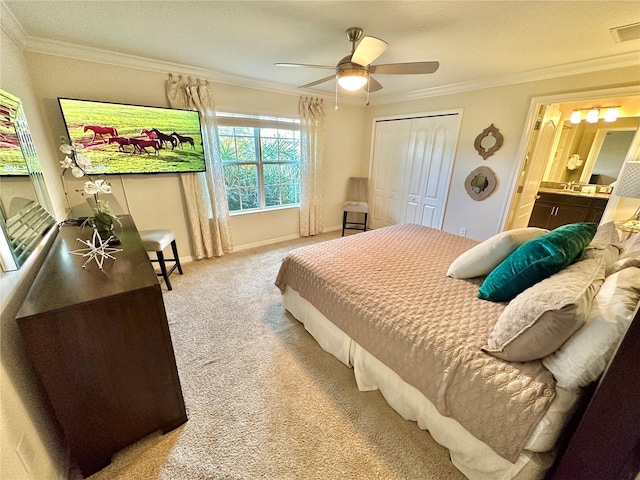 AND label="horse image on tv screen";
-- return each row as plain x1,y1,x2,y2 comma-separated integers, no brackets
58,98,206,175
